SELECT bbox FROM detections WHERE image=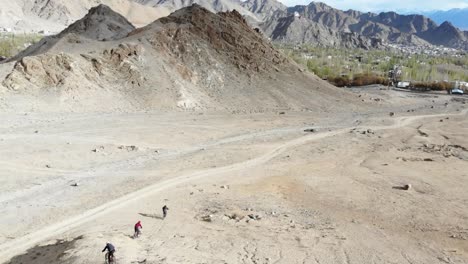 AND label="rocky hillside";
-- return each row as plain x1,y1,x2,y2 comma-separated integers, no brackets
60,5,136,41
6,5,136,62
263,14,380,49
0,4,361,113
